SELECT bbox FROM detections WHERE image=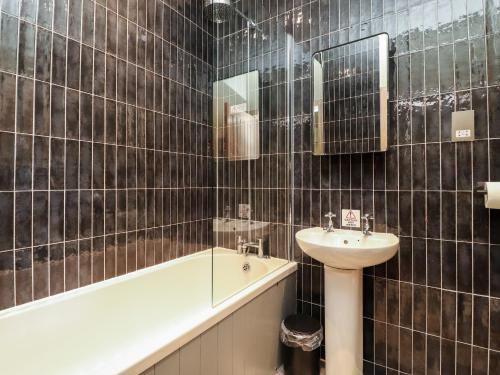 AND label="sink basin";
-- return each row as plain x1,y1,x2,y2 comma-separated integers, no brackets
295,227,399,269
213,218,270,234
